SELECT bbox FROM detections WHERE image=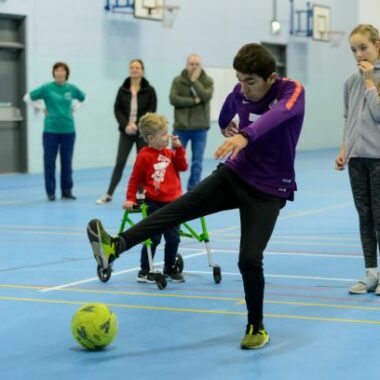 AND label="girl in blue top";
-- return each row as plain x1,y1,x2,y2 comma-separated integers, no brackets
335,24,380,295
24,62,85,201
